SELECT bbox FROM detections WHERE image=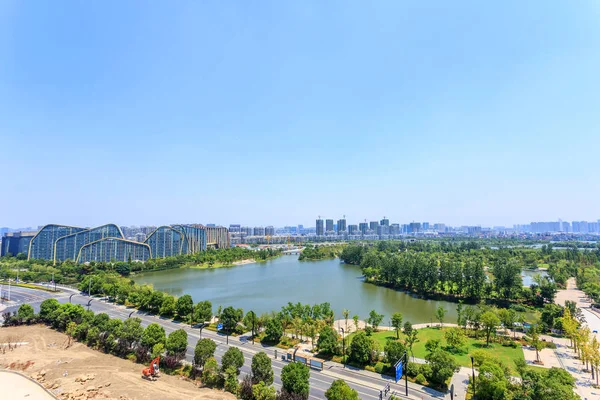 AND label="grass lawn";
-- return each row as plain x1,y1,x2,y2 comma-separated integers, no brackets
353,327,525,374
